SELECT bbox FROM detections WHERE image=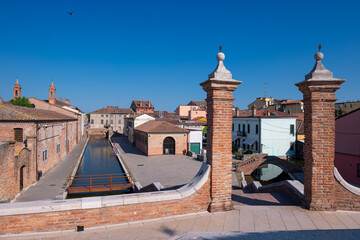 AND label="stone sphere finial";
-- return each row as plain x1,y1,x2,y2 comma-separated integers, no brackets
216,52,225,61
